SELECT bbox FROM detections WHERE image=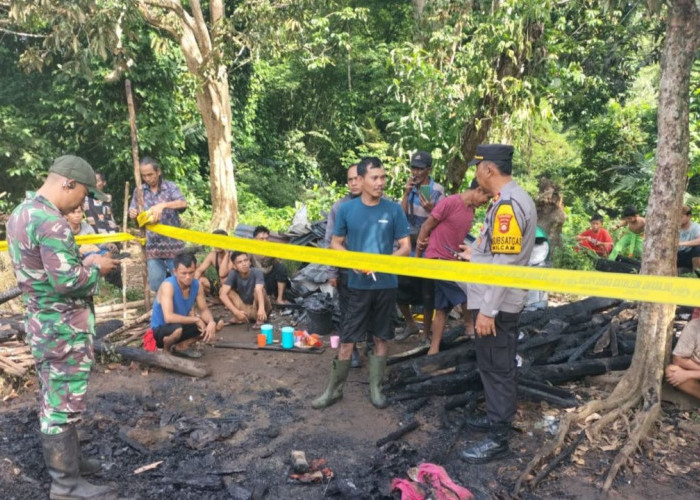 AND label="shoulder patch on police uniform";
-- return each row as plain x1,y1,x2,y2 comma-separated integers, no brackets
491,202,522,254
